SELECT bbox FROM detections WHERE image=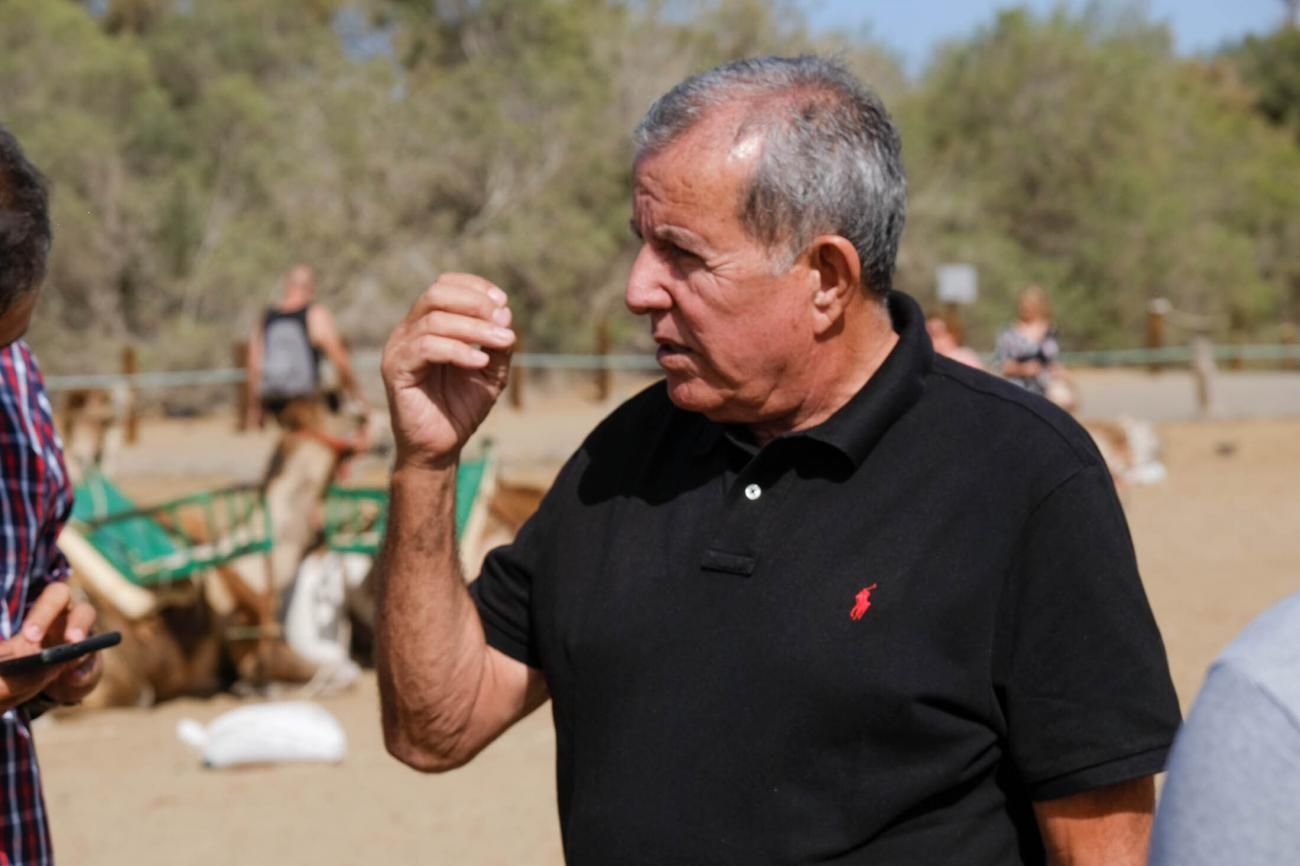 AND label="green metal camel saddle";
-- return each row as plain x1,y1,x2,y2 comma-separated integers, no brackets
66,444,494,591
